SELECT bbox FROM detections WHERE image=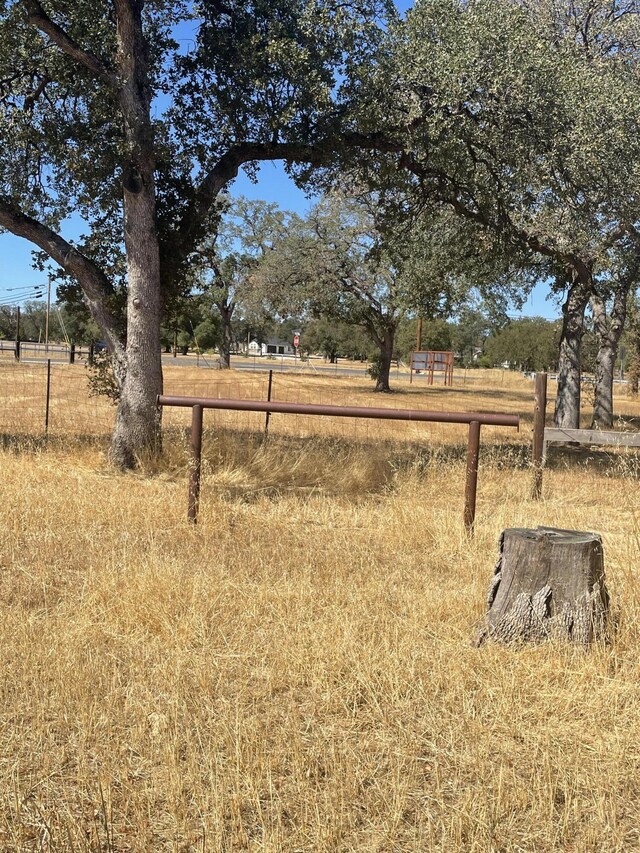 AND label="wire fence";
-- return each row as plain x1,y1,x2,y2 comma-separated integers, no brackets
0,358,531,452
0,360,115,438
0,339,94,364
